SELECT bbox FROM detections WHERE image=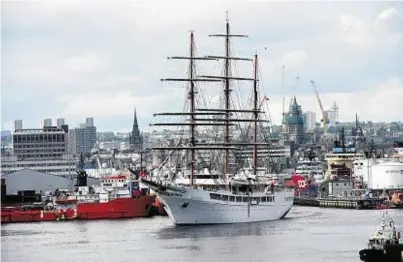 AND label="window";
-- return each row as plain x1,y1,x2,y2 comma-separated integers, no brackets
229,196,235,202
210,193,220,200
